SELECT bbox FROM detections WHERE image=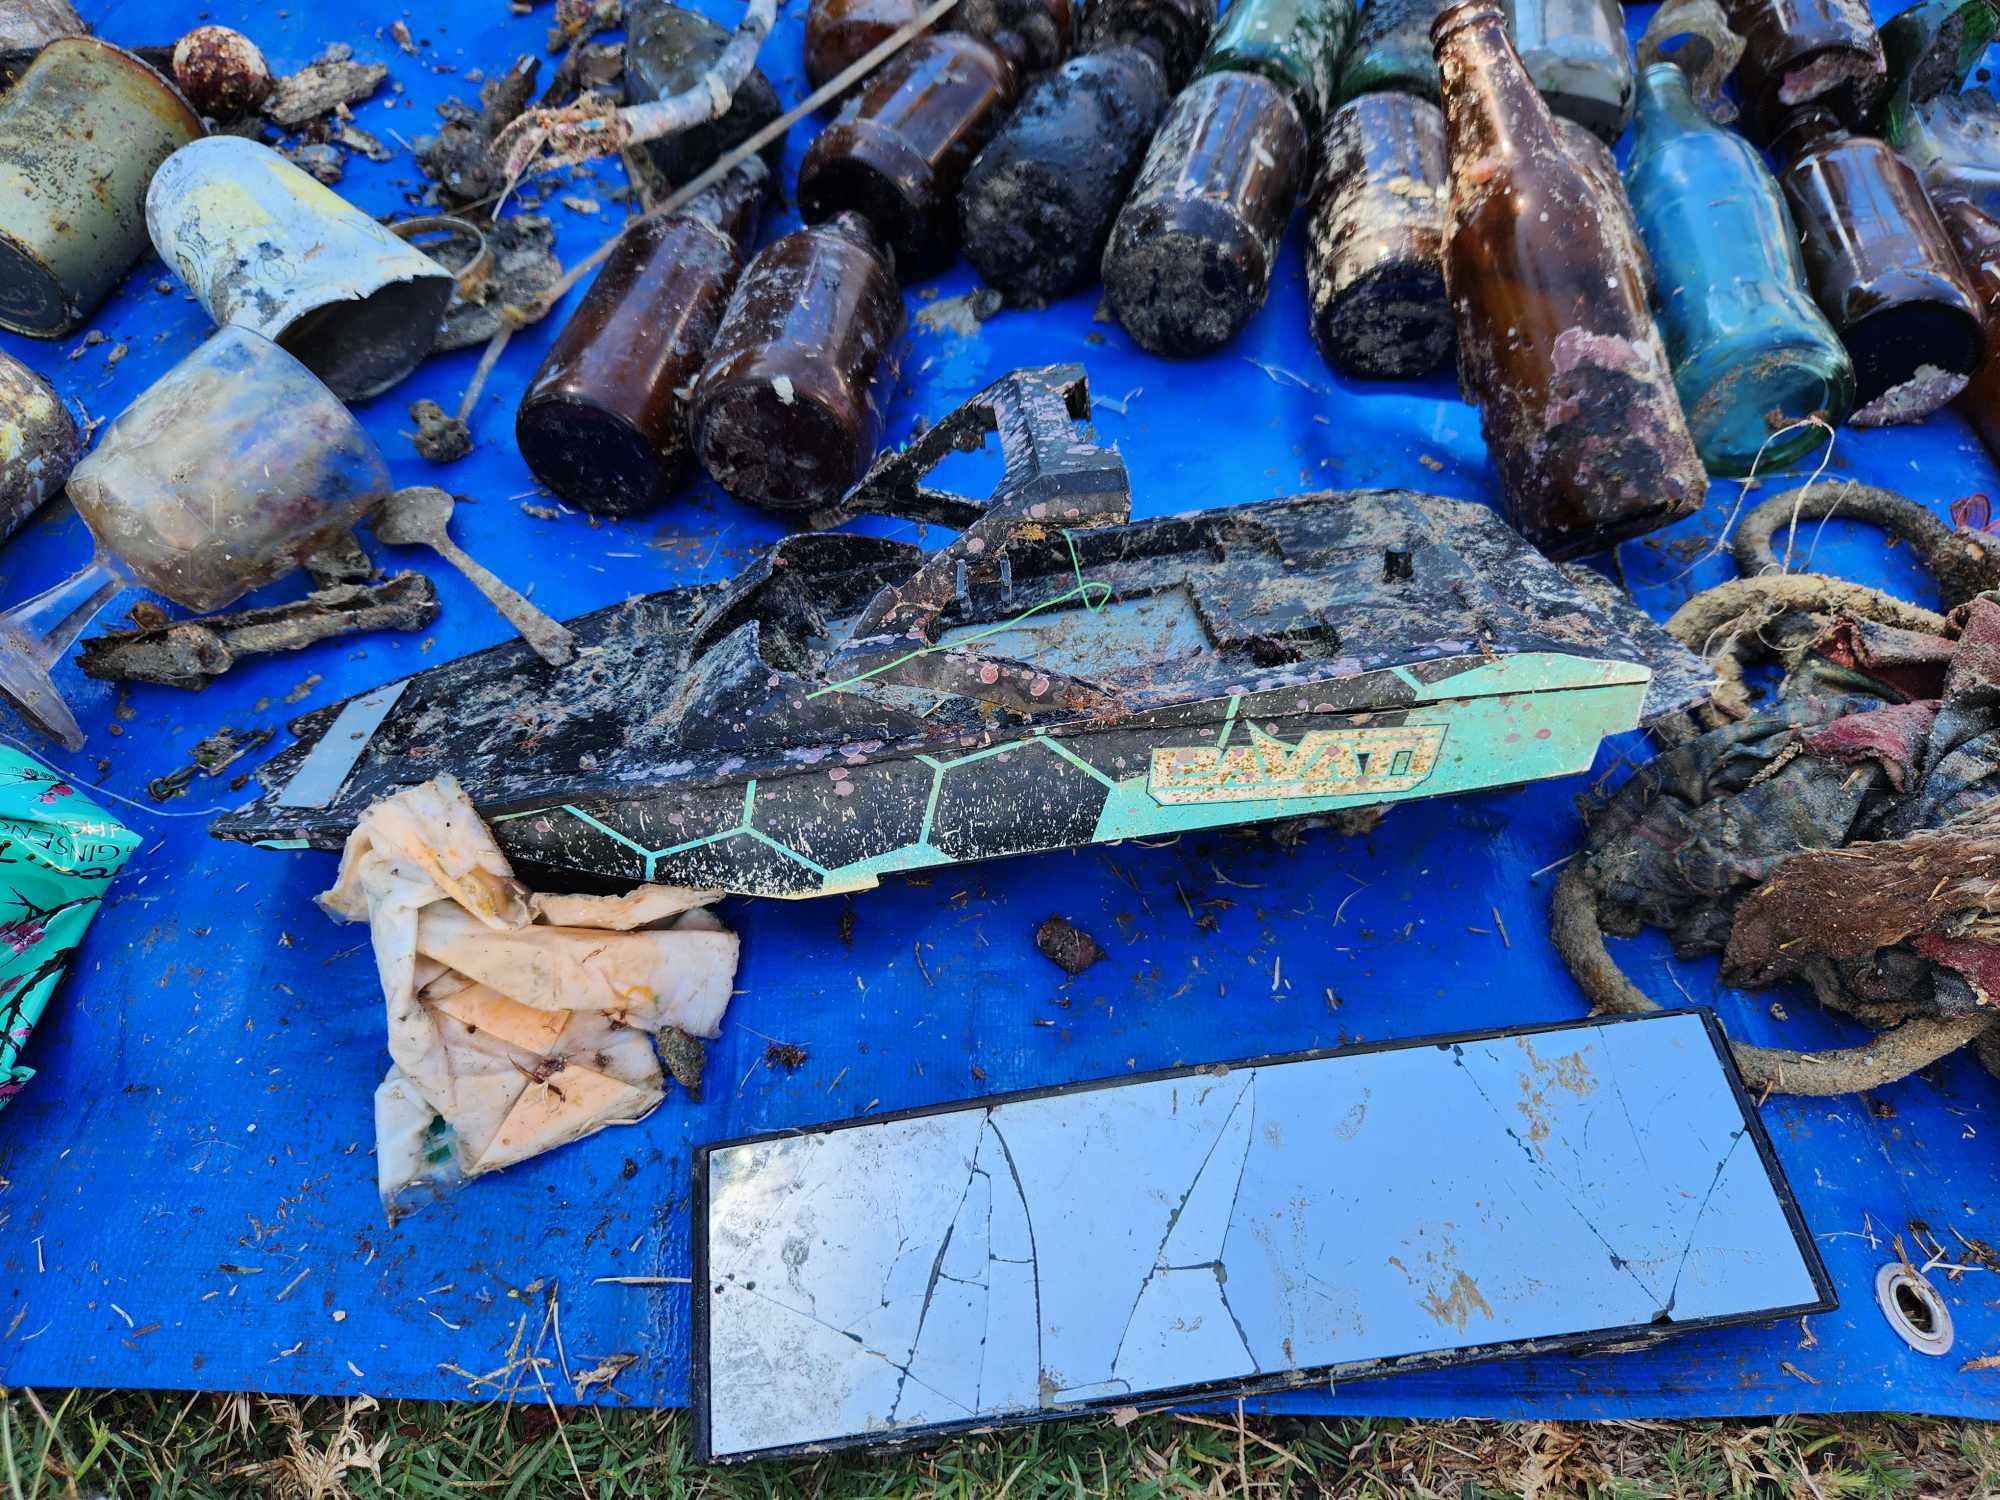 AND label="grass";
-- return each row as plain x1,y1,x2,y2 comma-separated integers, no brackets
4,1393,1999,1499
